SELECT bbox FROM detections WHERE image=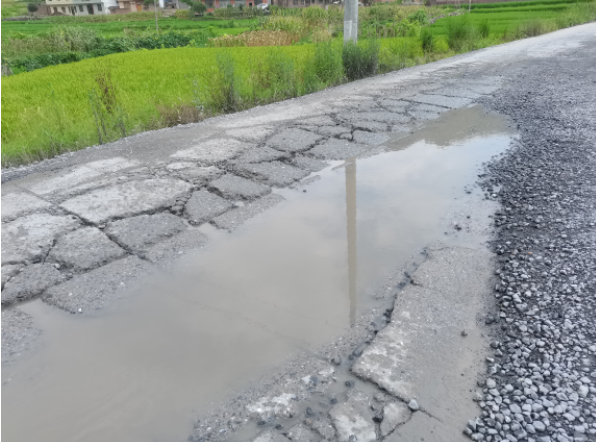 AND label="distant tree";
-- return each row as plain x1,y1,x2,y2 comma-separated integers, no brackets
27,2,39,17
180,0,207,17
